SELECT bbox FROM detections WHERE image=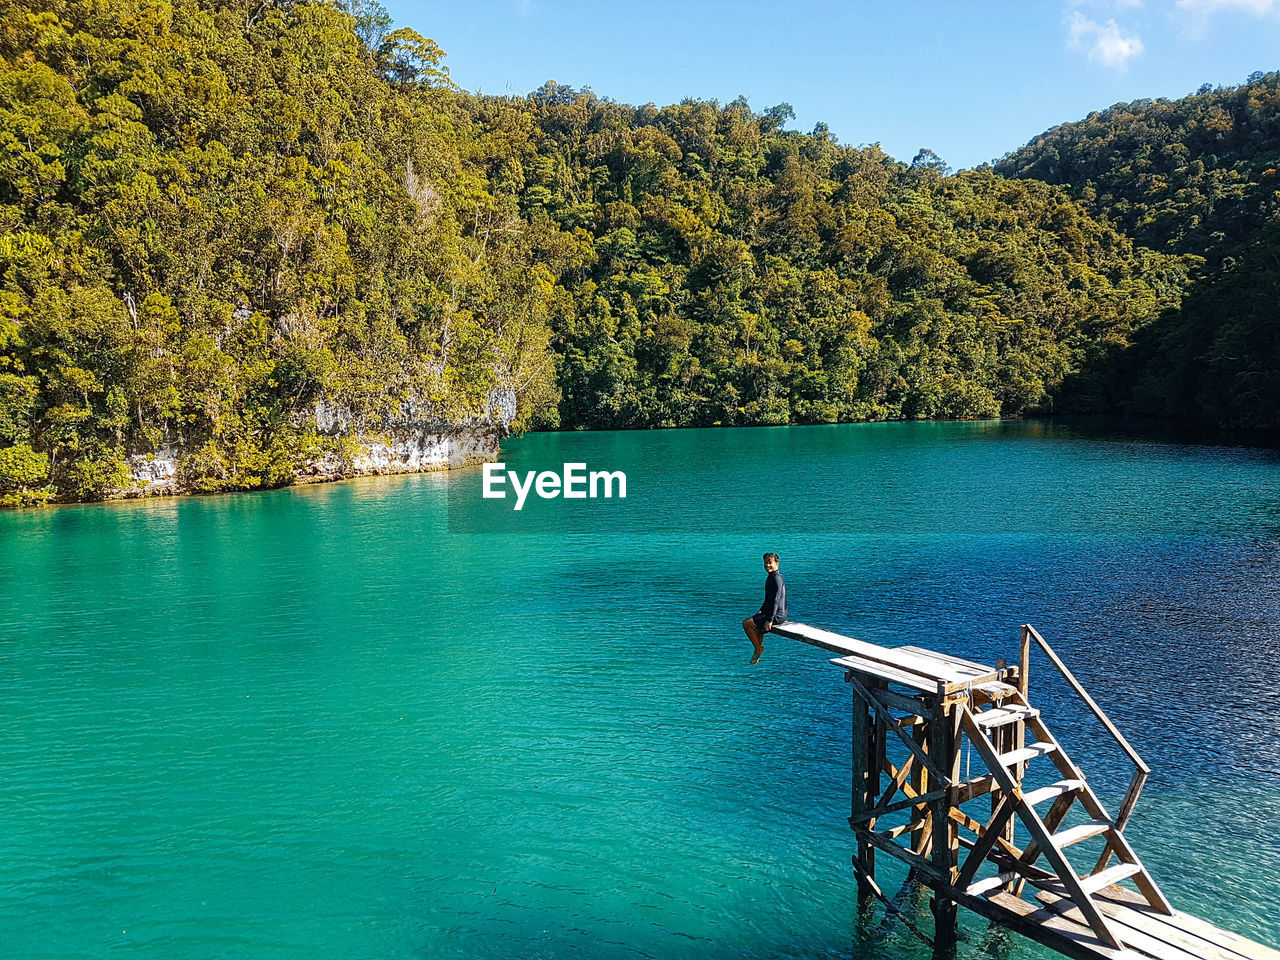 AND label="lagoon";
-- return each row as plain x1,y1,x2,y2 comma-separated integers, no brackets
2,420,1279,959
